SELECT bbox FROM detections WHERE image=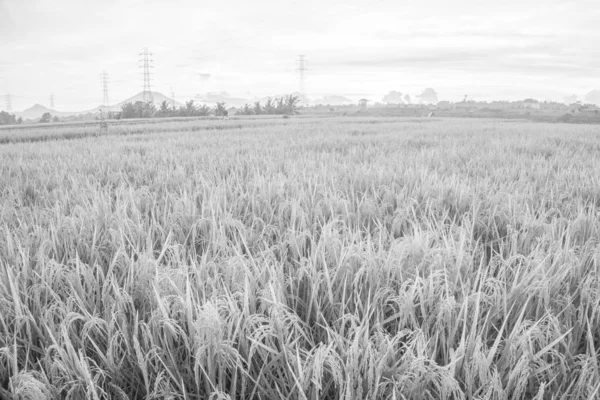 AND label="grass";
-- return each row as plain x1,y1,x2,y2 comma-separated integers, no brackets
1,116,600,399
